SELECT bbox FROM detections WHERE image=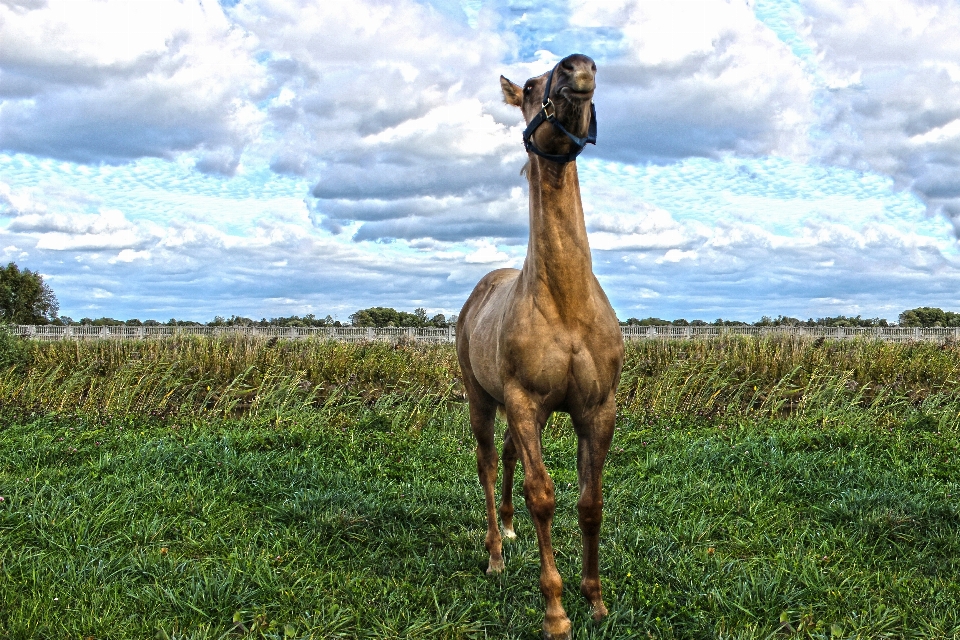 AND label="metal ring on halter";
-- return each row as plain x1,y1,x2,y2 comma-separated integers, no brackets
521,63,597,164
